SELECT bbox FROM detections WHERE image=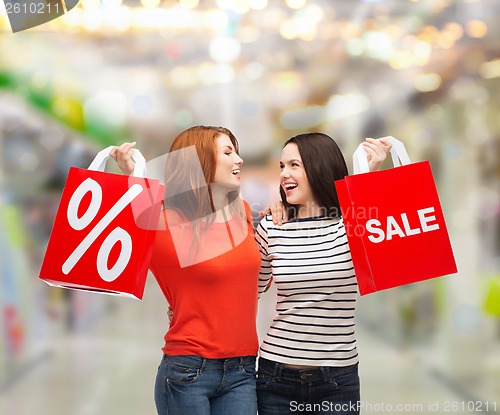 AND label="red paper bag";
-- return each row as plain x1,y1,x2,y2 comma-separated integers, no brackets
335,136,457,296
39,147,164,300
